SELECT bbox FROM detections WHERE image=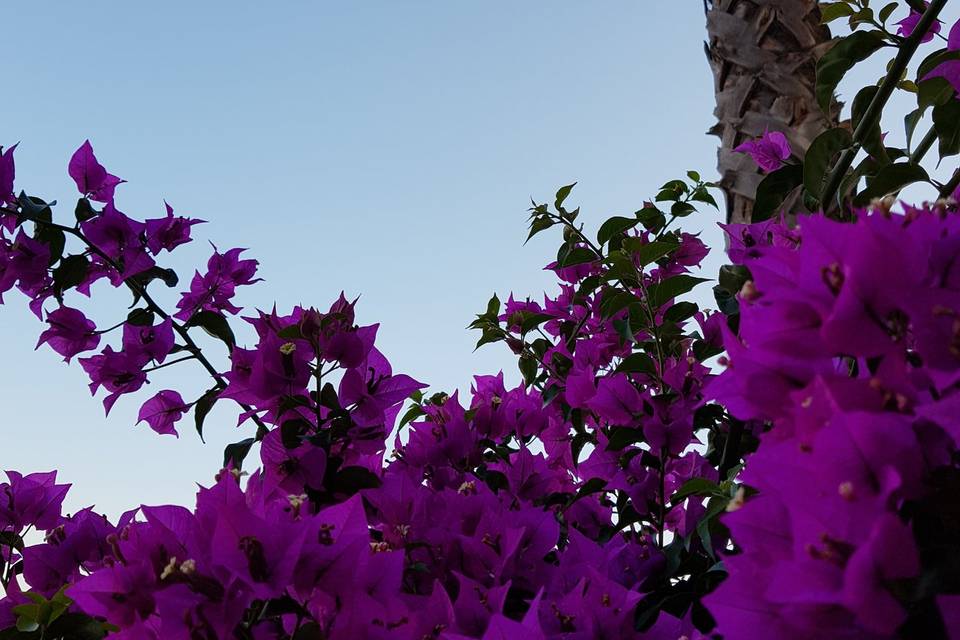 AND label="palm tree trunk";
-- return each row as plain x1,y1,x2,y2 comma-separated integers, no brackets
705,0,839,223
